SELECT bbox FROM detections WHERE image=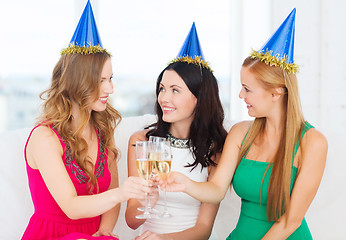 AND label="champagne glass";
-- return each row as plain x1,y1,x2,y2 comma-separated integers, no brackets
154,140,172,218
145,136,166,214
136,137,165,214
135,141,155,219
148,136,166,177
